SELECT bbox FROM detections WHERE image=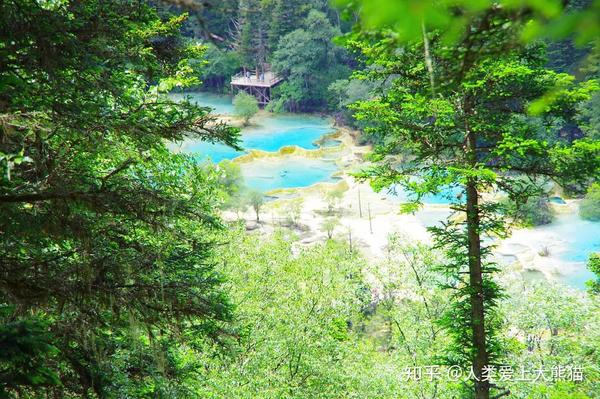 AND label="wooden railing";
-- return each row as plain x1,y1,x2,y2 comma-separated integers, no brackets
231,71,282,87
